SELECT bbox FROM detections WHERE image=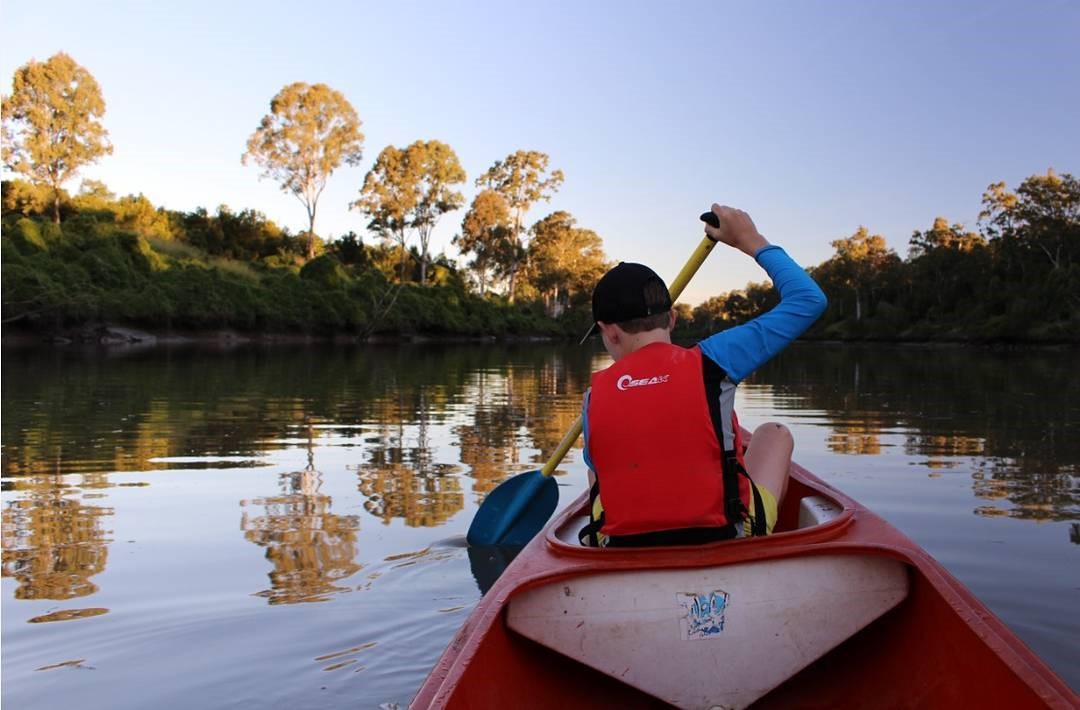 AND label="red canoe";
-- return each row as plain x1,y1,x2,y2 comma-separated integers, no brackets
414,456,1077,709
